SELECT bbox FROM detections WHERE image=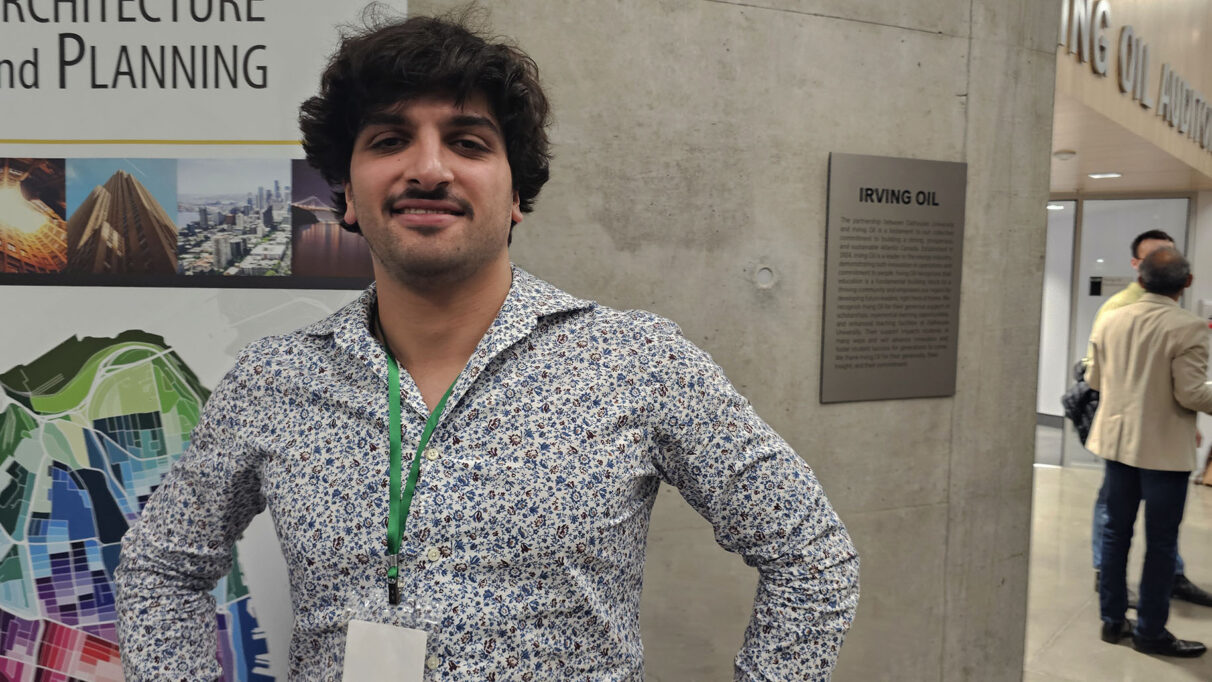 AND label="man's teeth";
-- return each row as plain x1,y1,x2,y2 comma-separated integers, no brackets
399,208,455,214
